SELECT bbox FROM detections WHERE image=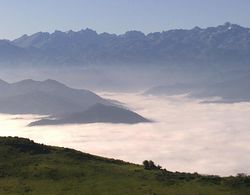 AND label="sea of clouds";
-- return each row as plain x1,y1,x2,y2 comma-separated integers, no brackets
1,92,250,176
